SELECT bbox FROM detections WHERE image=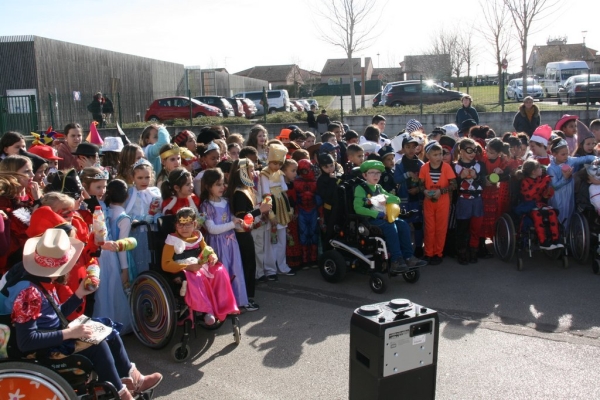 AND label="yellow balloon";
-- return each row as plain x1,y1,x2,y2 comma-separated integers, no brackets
386,203,401,223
